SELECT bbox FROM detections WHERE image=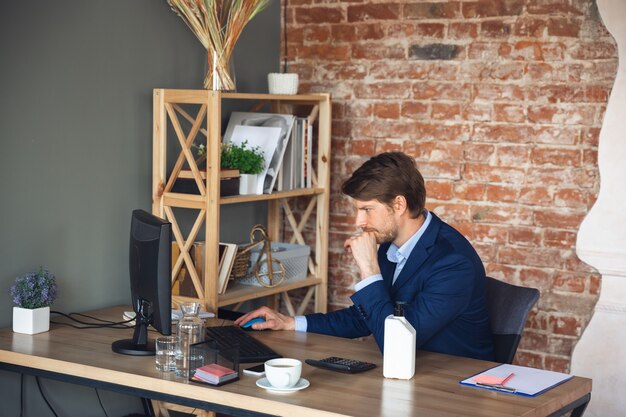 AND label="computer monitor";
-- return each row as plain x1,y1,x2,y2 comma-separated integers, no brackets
112,209,172,355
